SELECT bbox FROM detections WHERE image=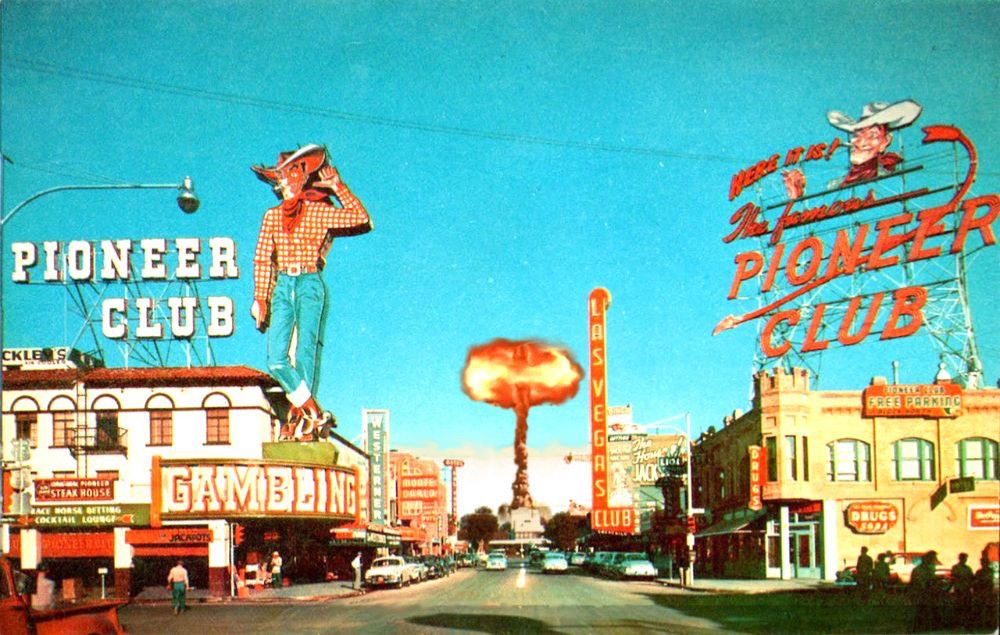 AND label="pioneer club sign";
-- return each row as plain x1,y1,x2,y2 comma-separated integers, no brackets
589,288,635,534
862,383,962,418
9,237,240,339
715,112,999,358
845,501,899,534
152,457,358,523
